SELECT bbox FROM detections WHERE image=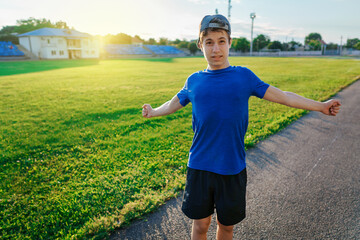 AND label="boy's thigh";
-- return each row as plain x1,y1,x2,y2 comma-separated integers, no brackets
215,168,247,226
181,167,247,226
181,168,215,220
